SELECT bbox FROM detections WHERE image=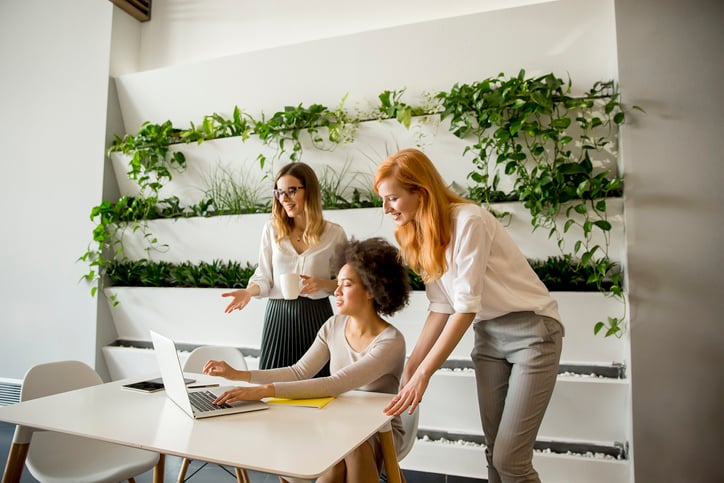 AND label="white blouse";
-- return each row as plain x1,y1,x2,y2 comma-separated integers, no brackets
248,220,347,300
426,203,562,324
